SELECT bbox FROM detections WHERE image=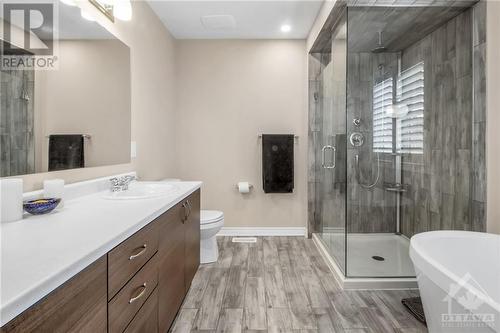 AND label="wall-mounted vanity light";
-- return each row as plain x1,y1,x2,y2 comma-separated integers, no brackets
59,0,132,22
89,0,115,22
90,0,132,21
